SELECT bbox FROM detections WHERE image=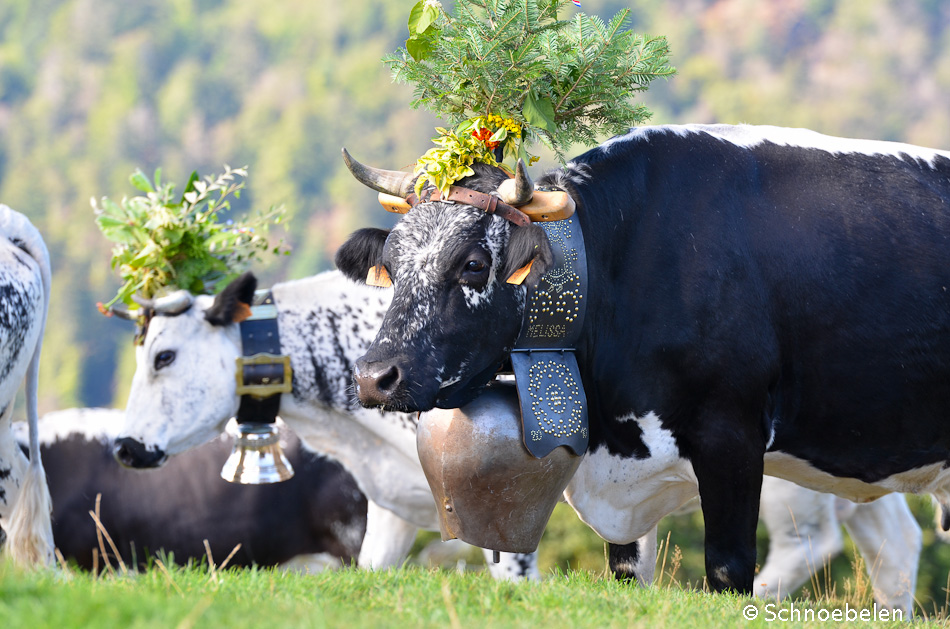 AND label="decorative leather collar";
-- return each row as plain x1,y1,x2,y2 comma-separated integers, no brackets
407,186,530,226
510,216,589,458
235,290,292,425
